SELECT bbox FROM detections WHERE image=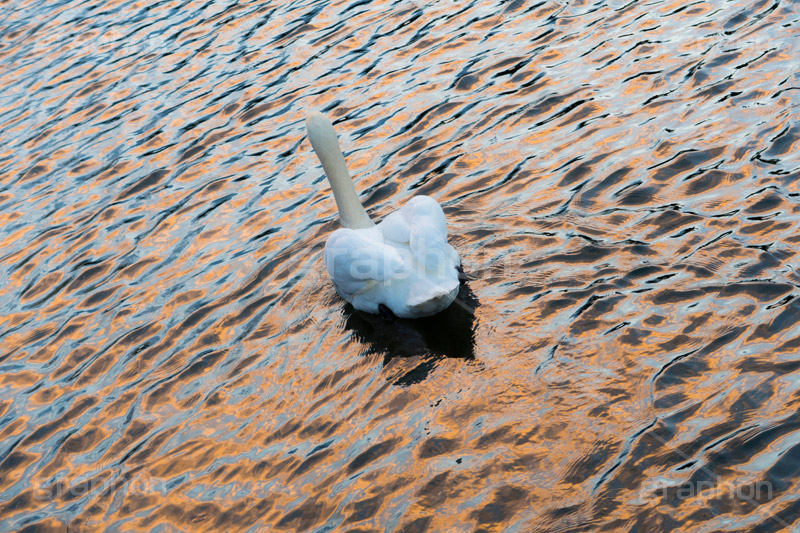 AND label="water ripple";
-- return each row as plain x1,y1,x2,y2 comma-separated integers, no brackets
1,0,800,530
